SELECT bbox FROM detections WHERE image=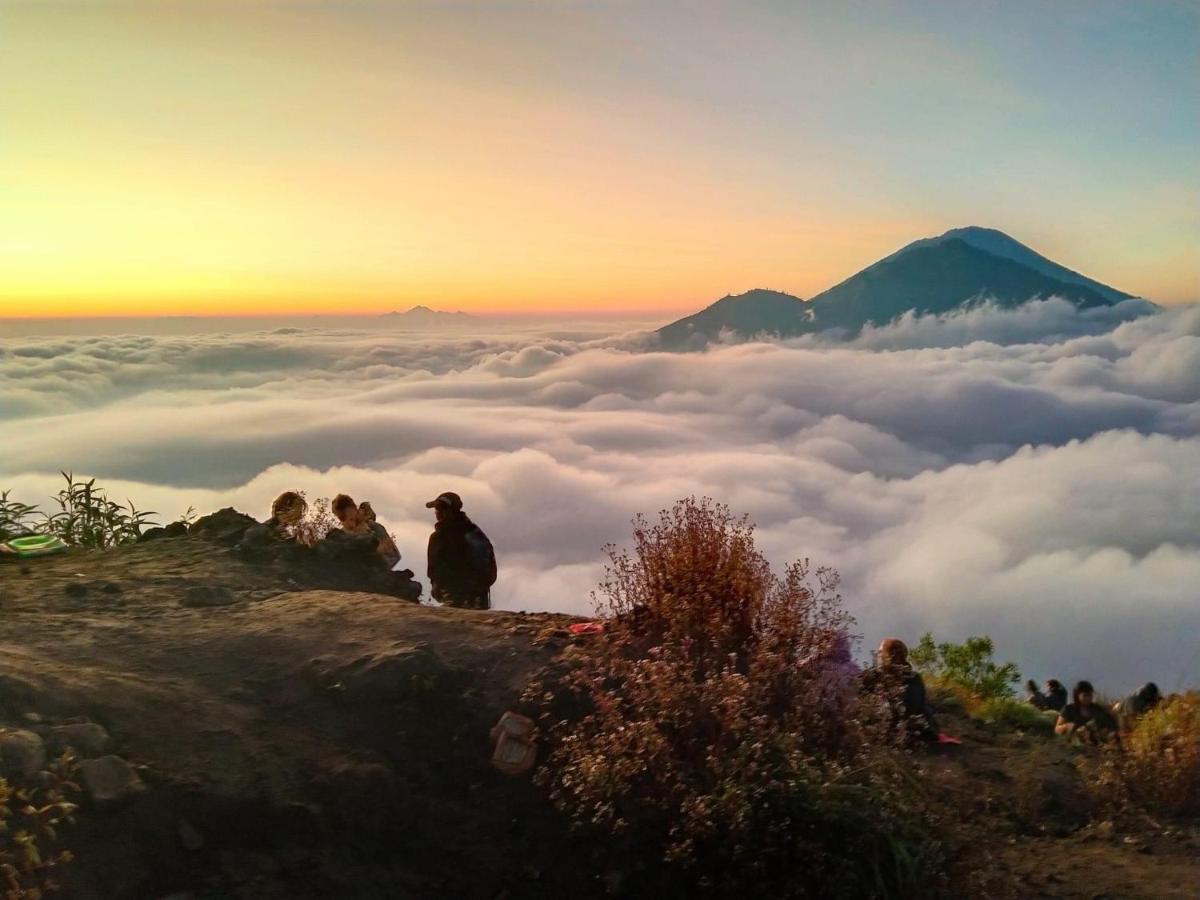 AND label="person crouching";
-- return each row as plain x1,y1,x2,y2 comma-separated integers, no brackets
425,492,496,610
